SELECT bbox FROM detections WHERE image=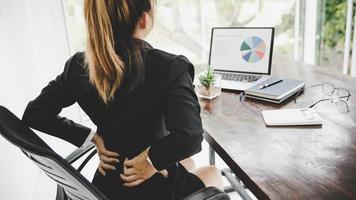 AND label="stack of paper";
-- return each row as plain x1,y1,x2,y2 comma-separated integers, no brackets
262,108,322,126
